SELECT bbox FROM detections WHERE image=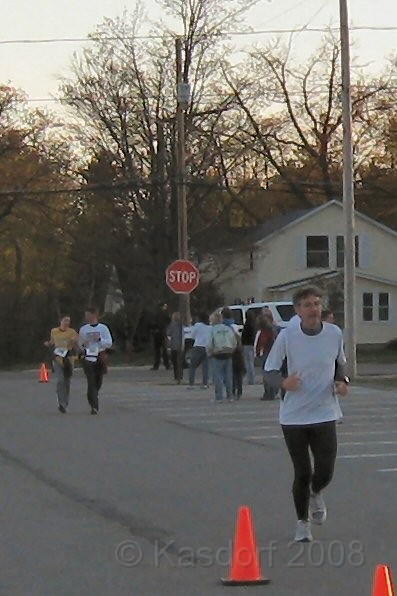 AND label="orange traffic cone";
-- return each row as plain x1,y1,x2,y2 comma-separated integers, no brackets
38,363,49,383
221,506,270,586
372,565,395,596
